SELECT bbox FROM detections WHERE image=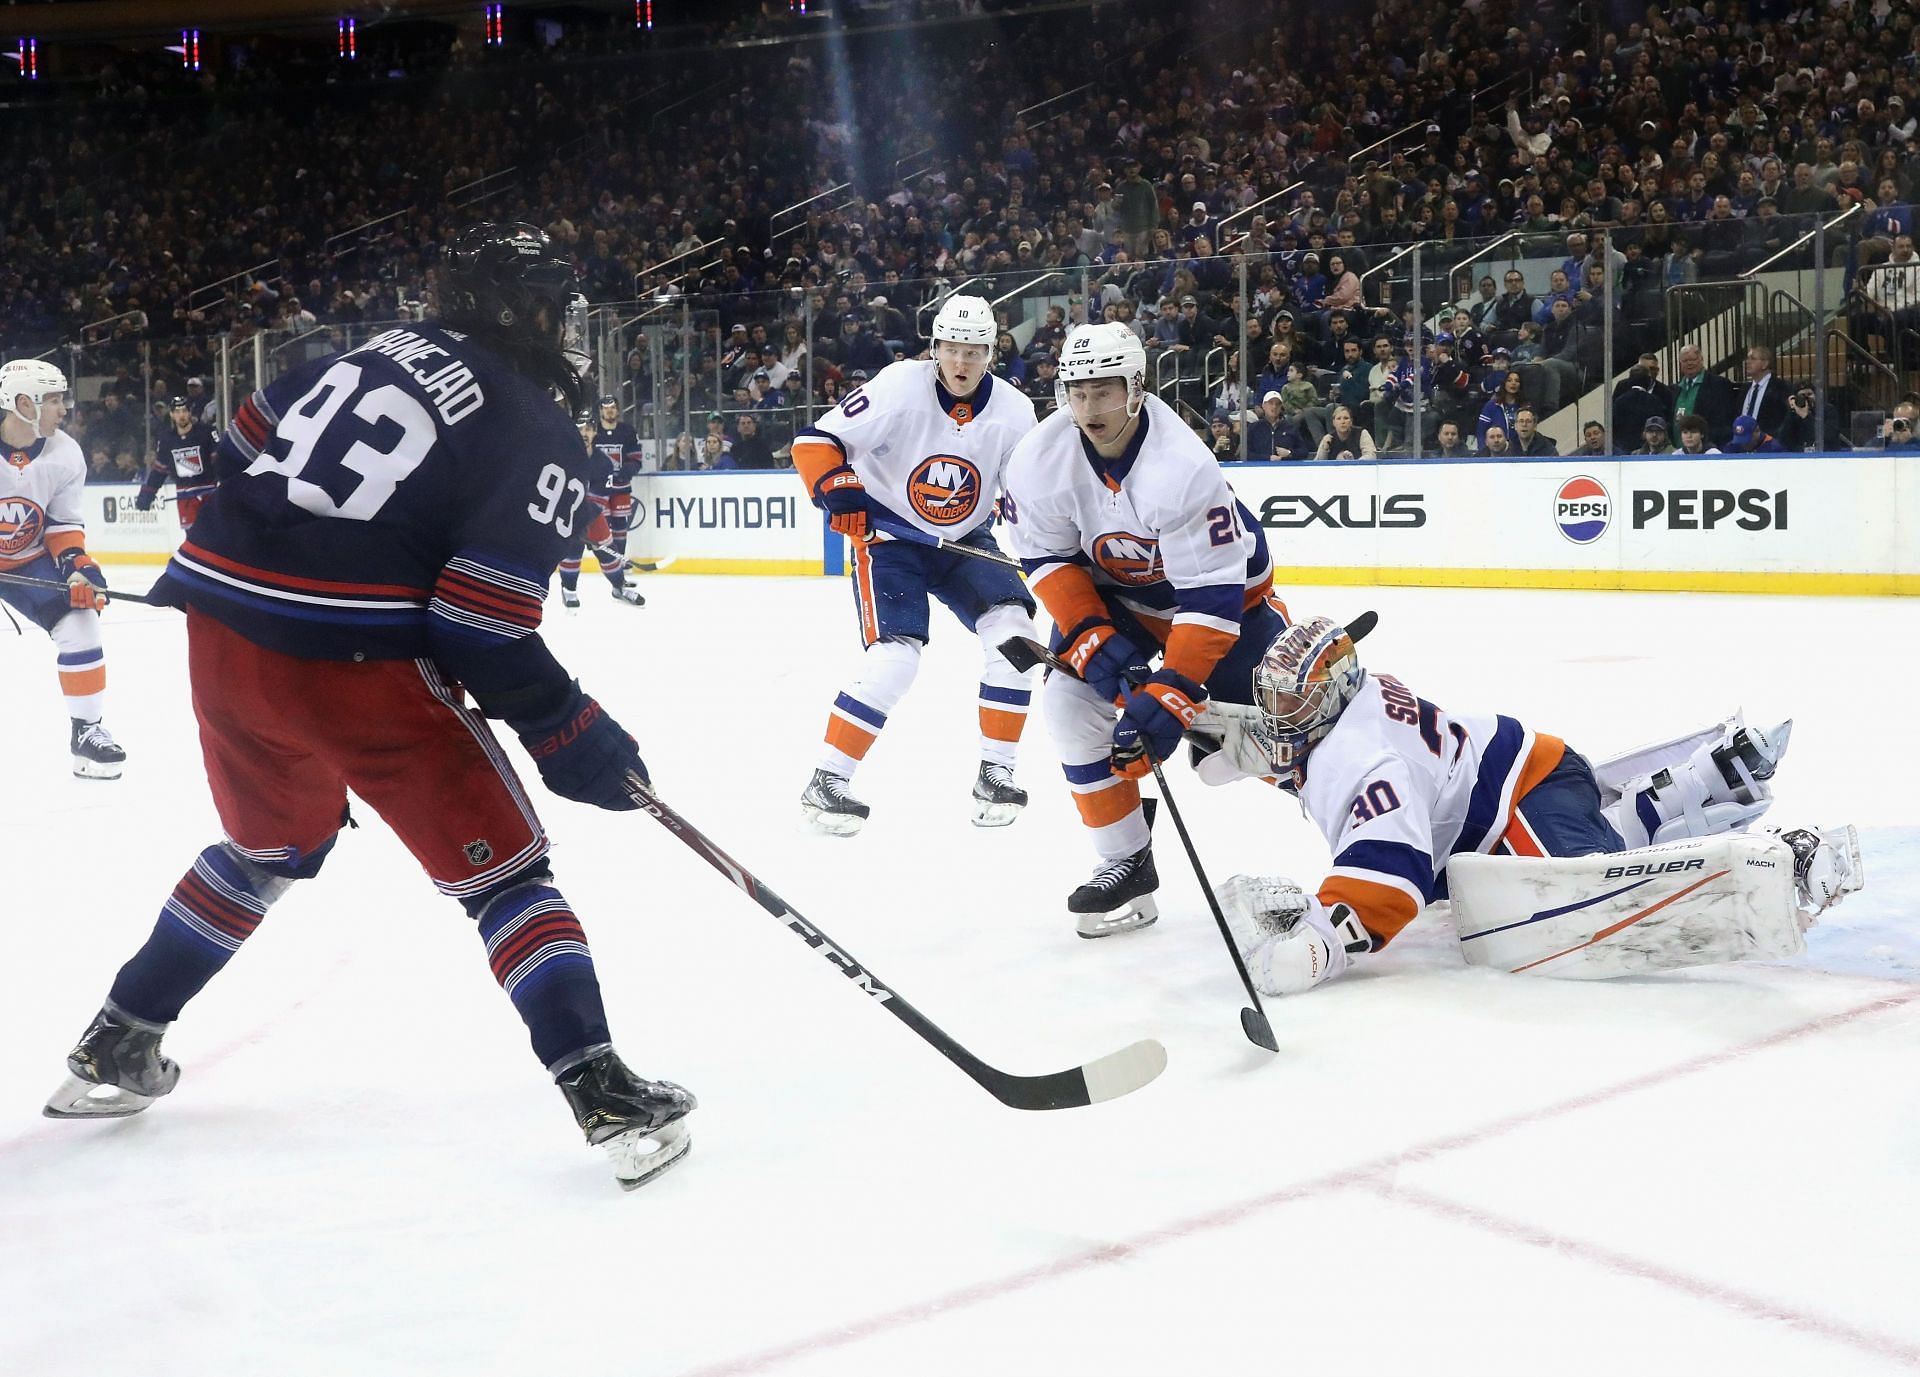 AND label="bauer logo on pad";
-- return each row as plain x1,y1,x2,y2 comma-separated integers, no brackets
1554,474,1610,544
